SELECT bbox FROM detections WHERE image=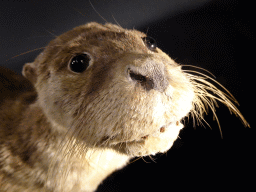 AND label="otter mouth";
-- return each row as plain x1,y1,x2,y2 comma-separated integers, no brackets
139,121,180,140
101,121,180,146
